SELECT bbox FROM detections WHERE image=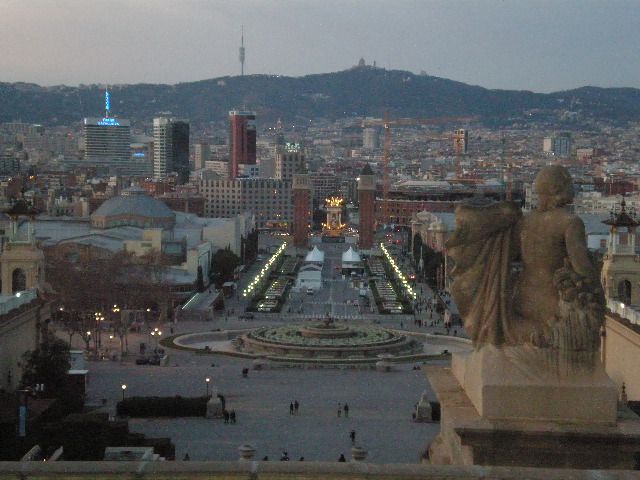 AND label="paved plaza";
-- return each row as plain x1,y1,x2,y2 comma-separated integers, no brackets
87,350,443,463
79,233,463,463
